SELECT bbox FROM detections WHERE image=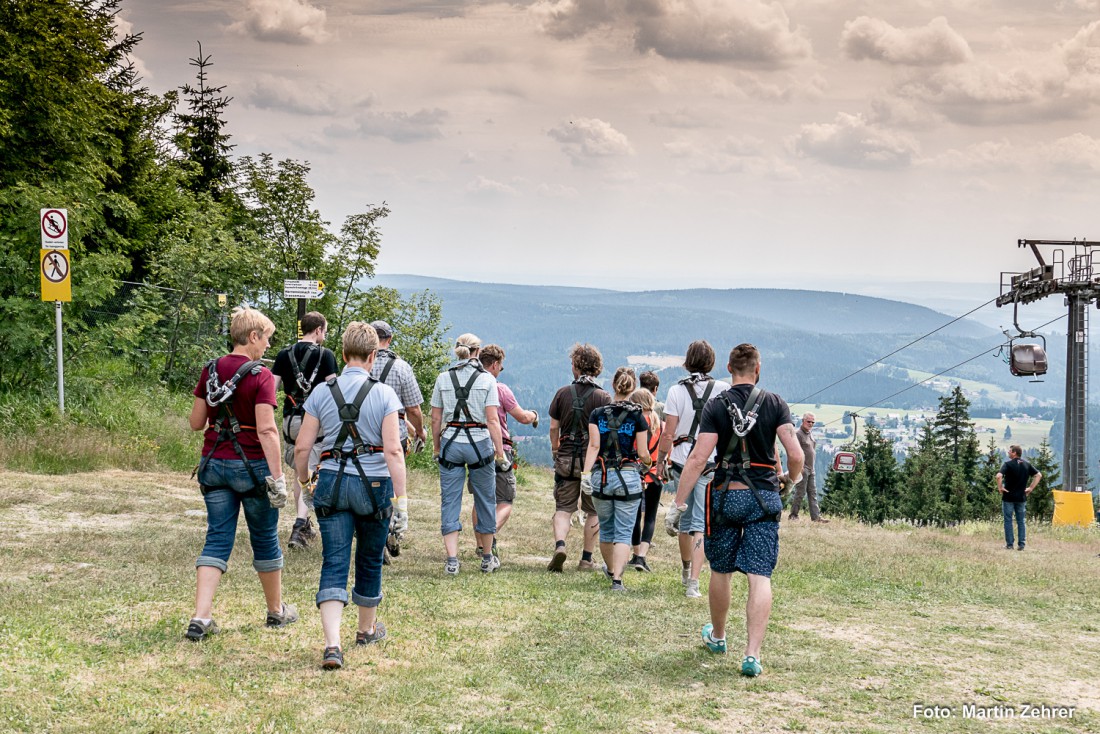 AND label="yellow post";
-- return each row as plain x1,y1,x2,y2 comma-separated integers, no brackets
1051,490,1095,527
